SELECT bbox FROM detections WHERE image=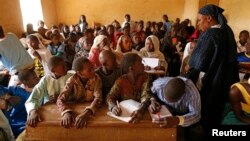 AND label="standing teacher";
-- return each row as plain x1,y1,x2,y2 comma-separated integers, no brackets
185,4,239,126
